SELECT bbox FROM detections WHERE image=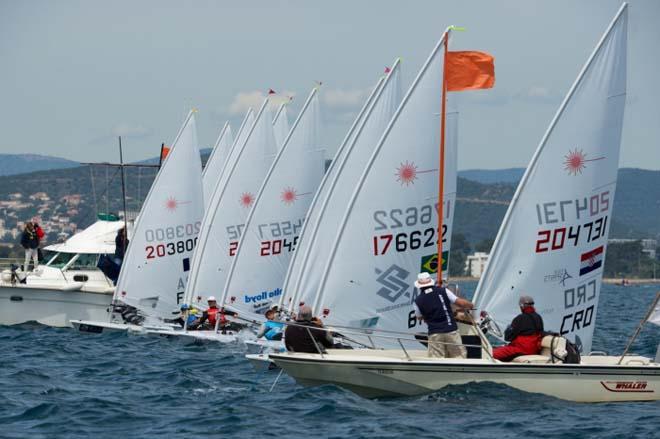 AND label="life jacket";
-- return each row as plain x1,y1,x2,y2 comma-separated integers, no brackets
207,306,228,327
414,286,457,334
207,306,219,326
264,320,284,340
